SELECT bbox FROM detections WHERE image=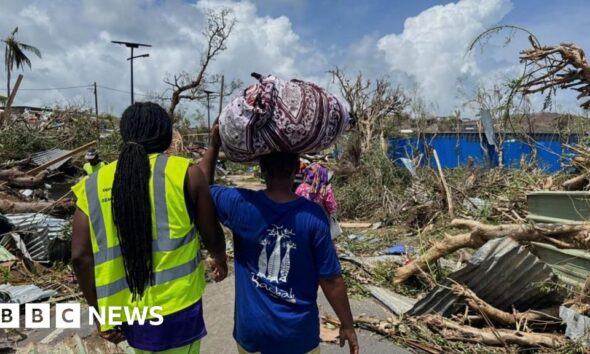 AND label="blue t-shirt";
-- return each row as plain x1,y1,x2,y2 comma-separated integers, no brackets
210,186,341,354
